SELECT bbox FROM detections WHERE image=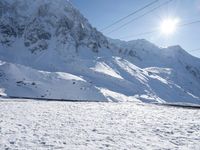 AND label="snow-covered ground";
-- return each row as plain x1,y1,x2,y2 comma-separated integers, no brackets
0,99,200,150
